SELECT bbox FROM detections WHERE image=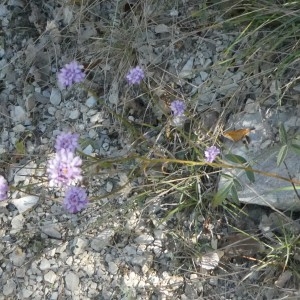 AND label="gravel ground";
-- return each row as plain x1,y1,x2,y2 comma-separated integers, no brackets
0,1,300,299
